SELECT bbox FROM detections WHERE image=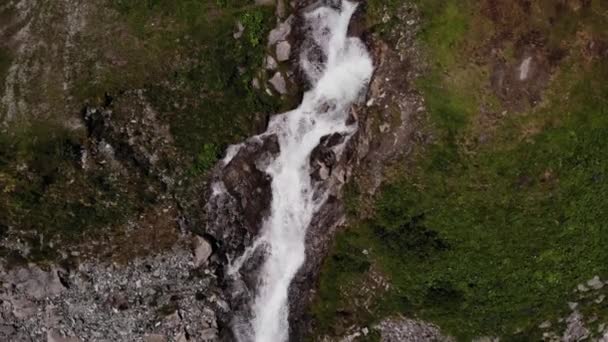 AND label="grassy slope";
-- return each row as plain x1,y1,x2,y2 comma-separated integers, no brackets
313,0,608,340
0,123,148,257
107,0,280,168
0,0,277,259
